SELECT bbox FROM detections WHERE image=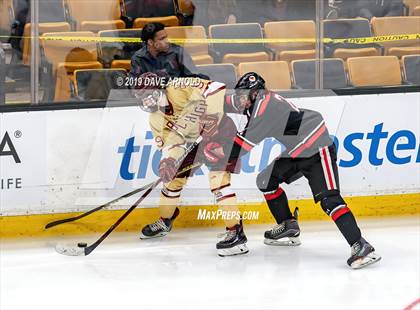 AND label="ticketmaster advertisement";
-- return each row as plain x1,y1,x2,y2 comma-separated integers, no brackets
1,92,419,215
